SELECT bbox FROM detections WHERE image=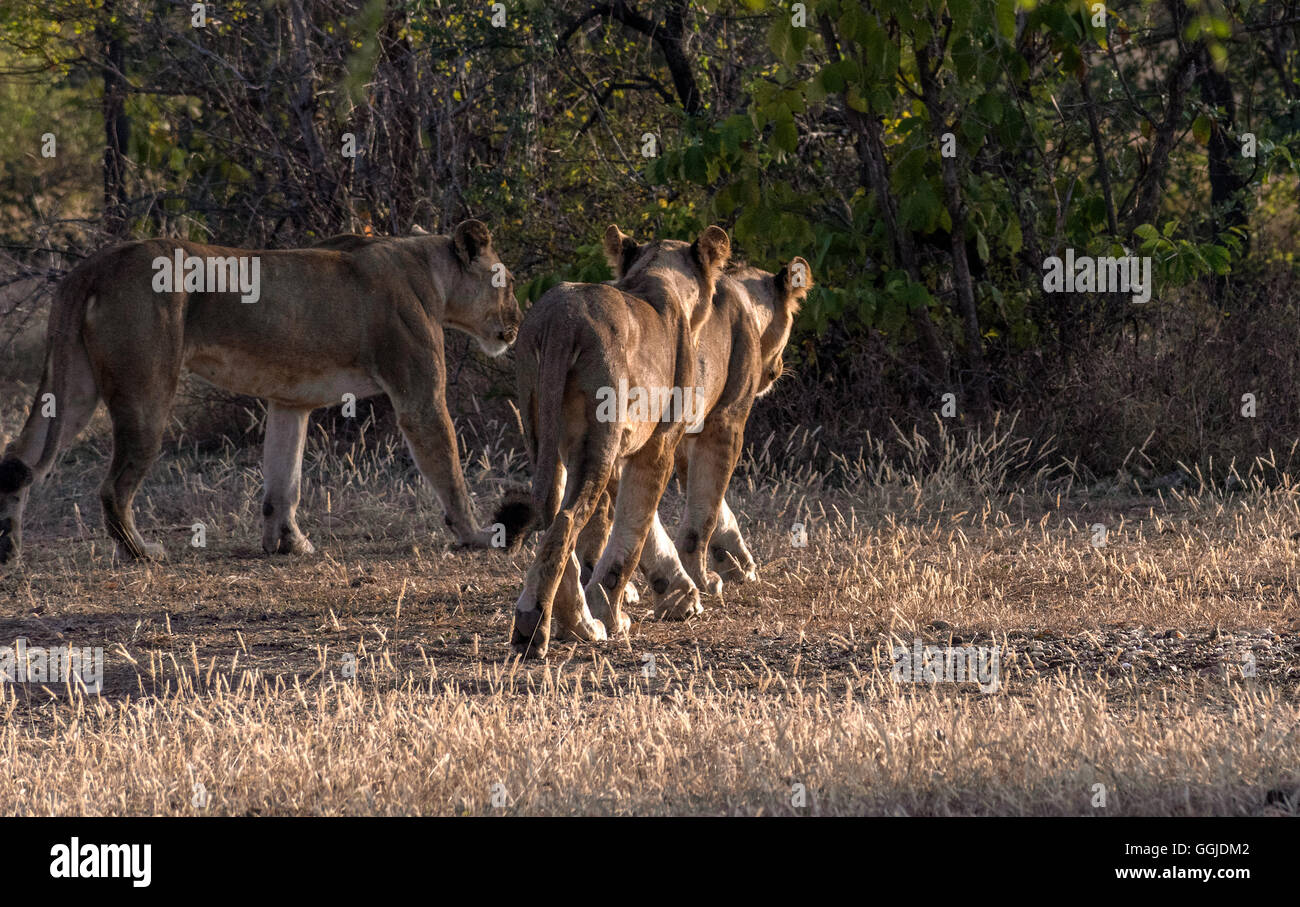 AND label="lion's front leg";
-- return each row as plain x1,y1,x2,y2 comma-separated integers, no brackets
261,404,315,555
708,496,758,584
674,424,745,599
575,481,640,605
553,552,607,643
639,511,702,620
378,340,488,548
576,486,614,584
399,403,485,547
